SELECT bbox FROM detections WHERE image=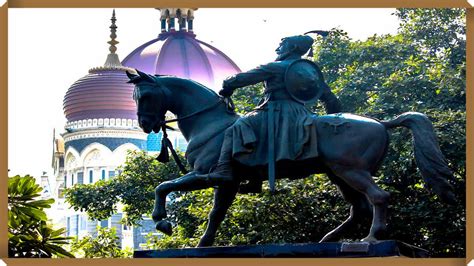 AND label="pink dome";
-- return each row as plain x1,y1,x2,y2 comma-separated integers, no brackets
122,31,241,91
63,68,136,122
